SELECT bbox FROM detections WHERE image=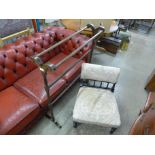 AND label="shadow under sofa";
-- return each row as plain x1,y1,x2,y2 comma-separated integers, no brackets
0,26,93,134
